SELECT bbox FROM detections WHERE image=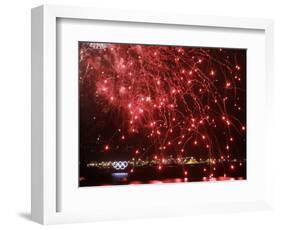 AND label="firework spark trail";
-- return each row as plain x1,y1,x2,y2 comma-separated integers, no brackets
79,42,246,172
